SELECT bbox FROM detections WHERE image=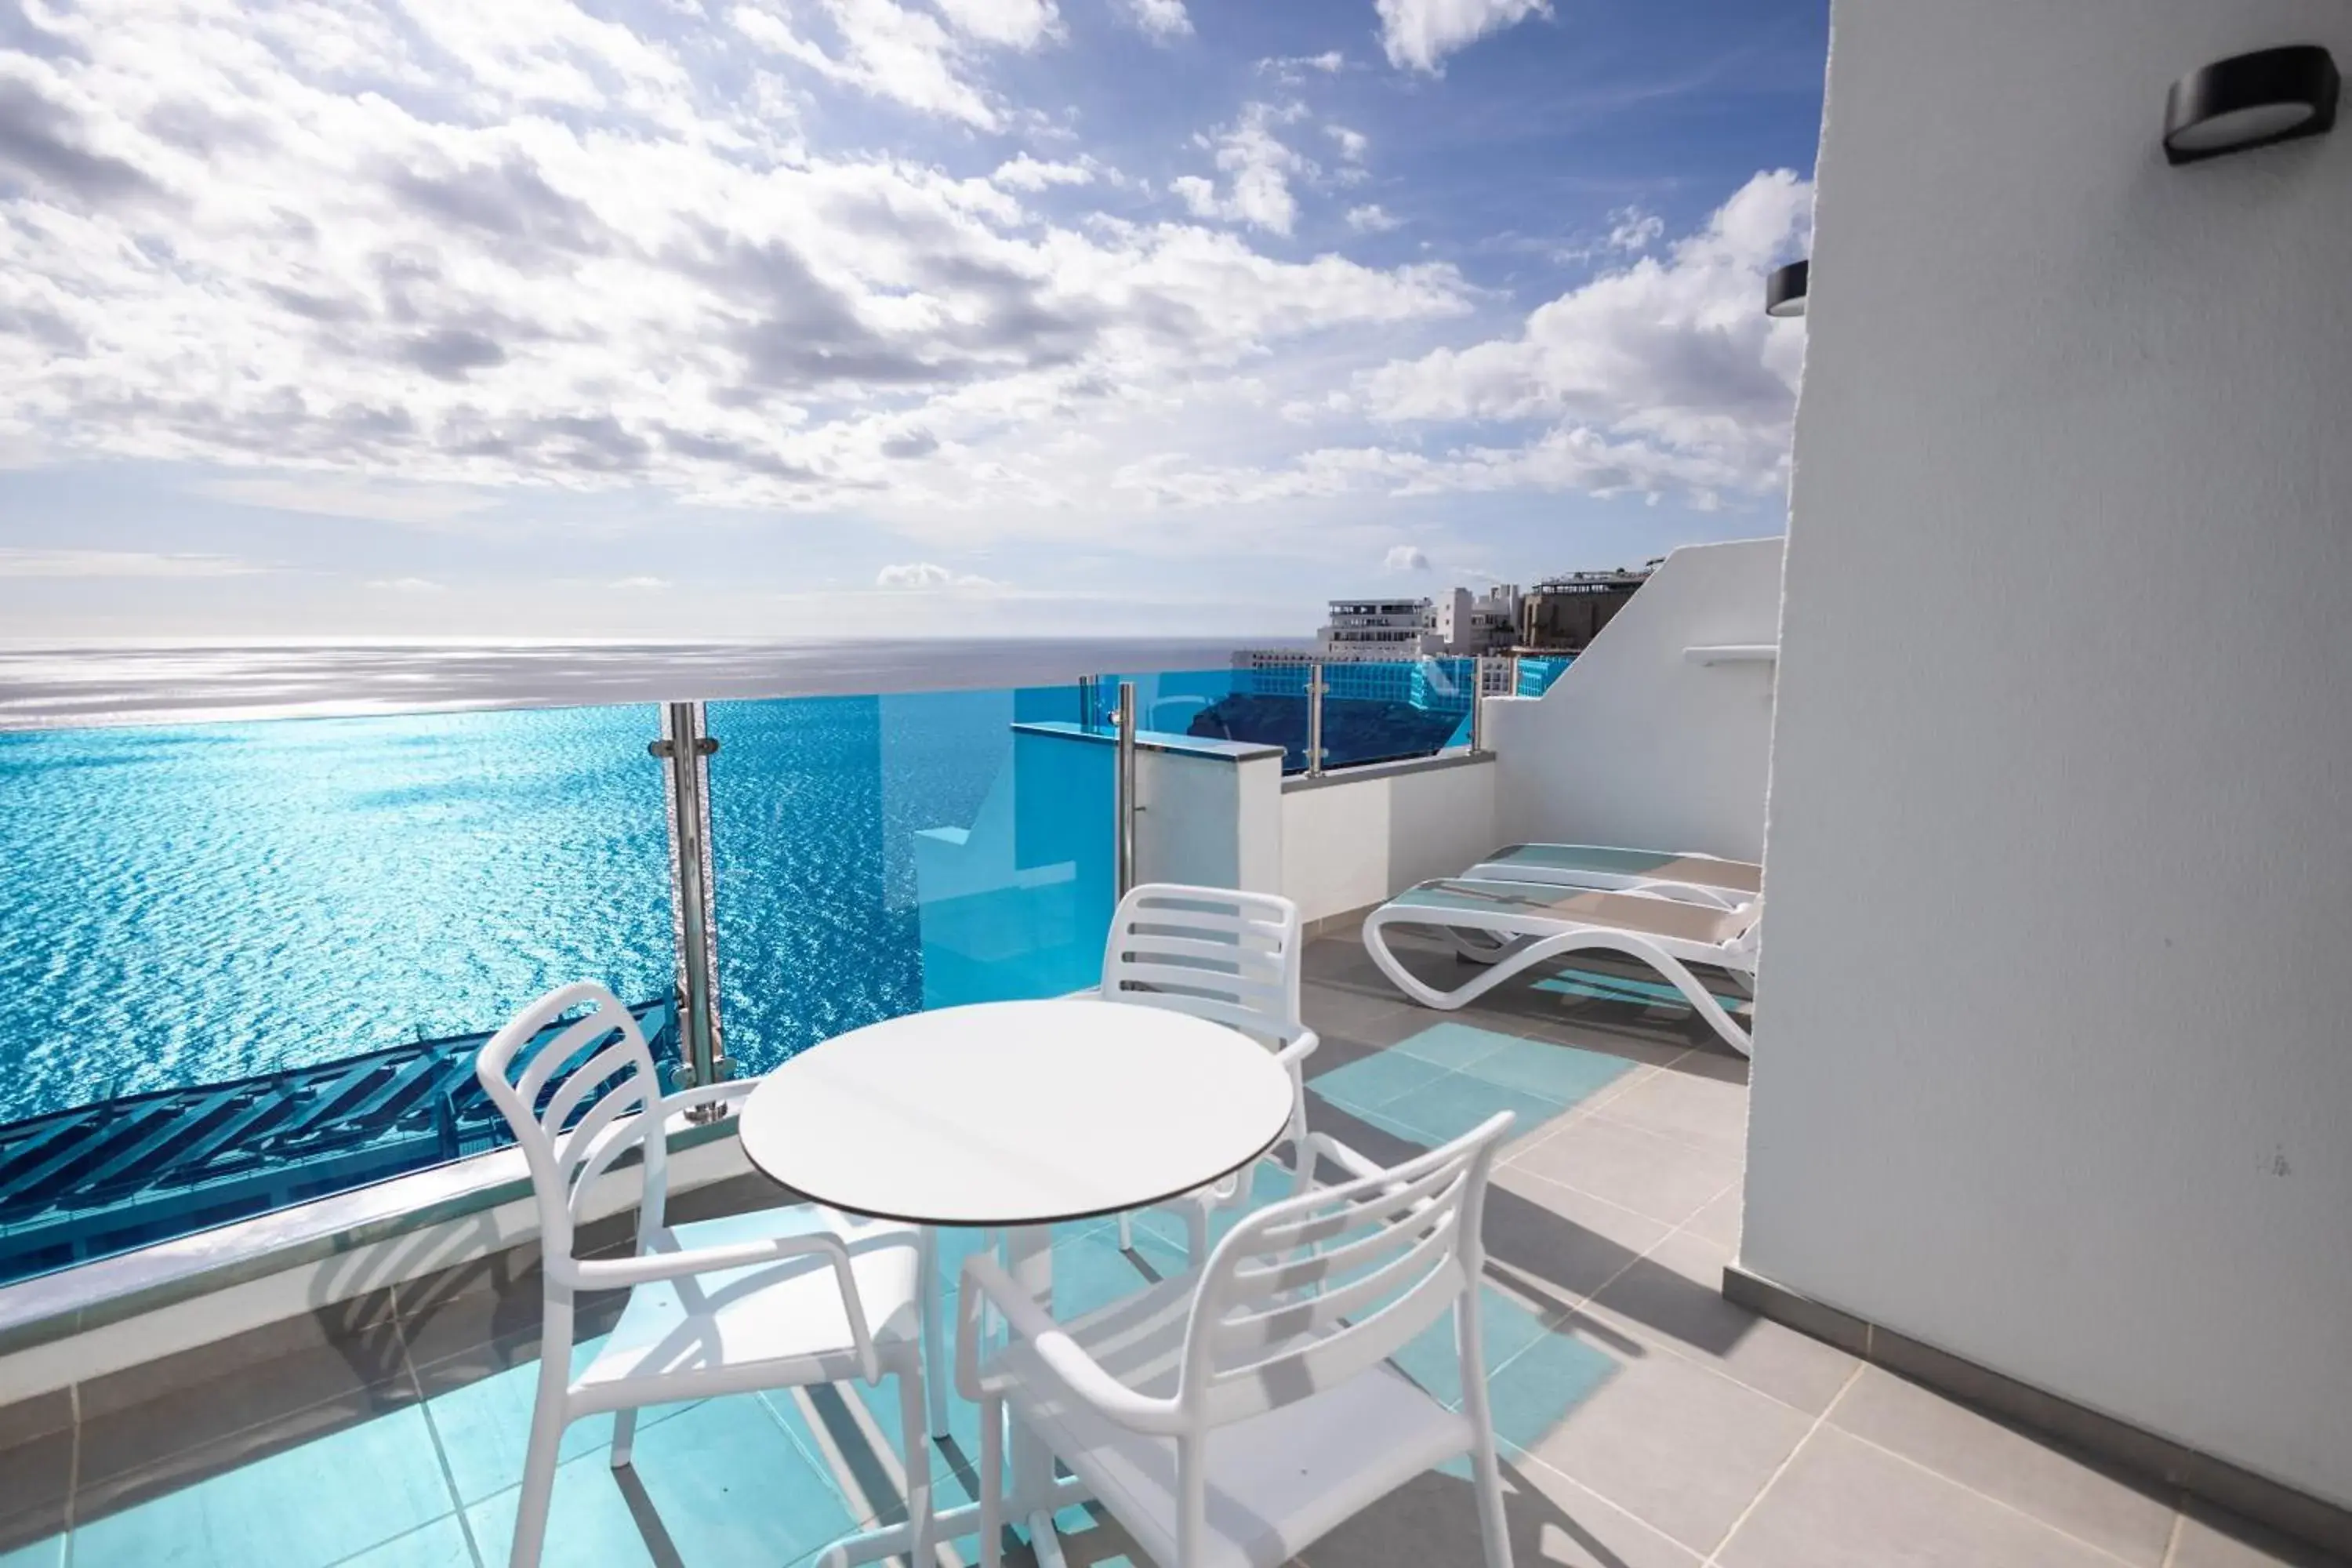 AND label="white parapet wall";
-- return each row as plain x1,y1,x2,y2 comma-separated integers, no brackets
1486,537,1783,863
1279,755,1497,927
1749,0,2352,1512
